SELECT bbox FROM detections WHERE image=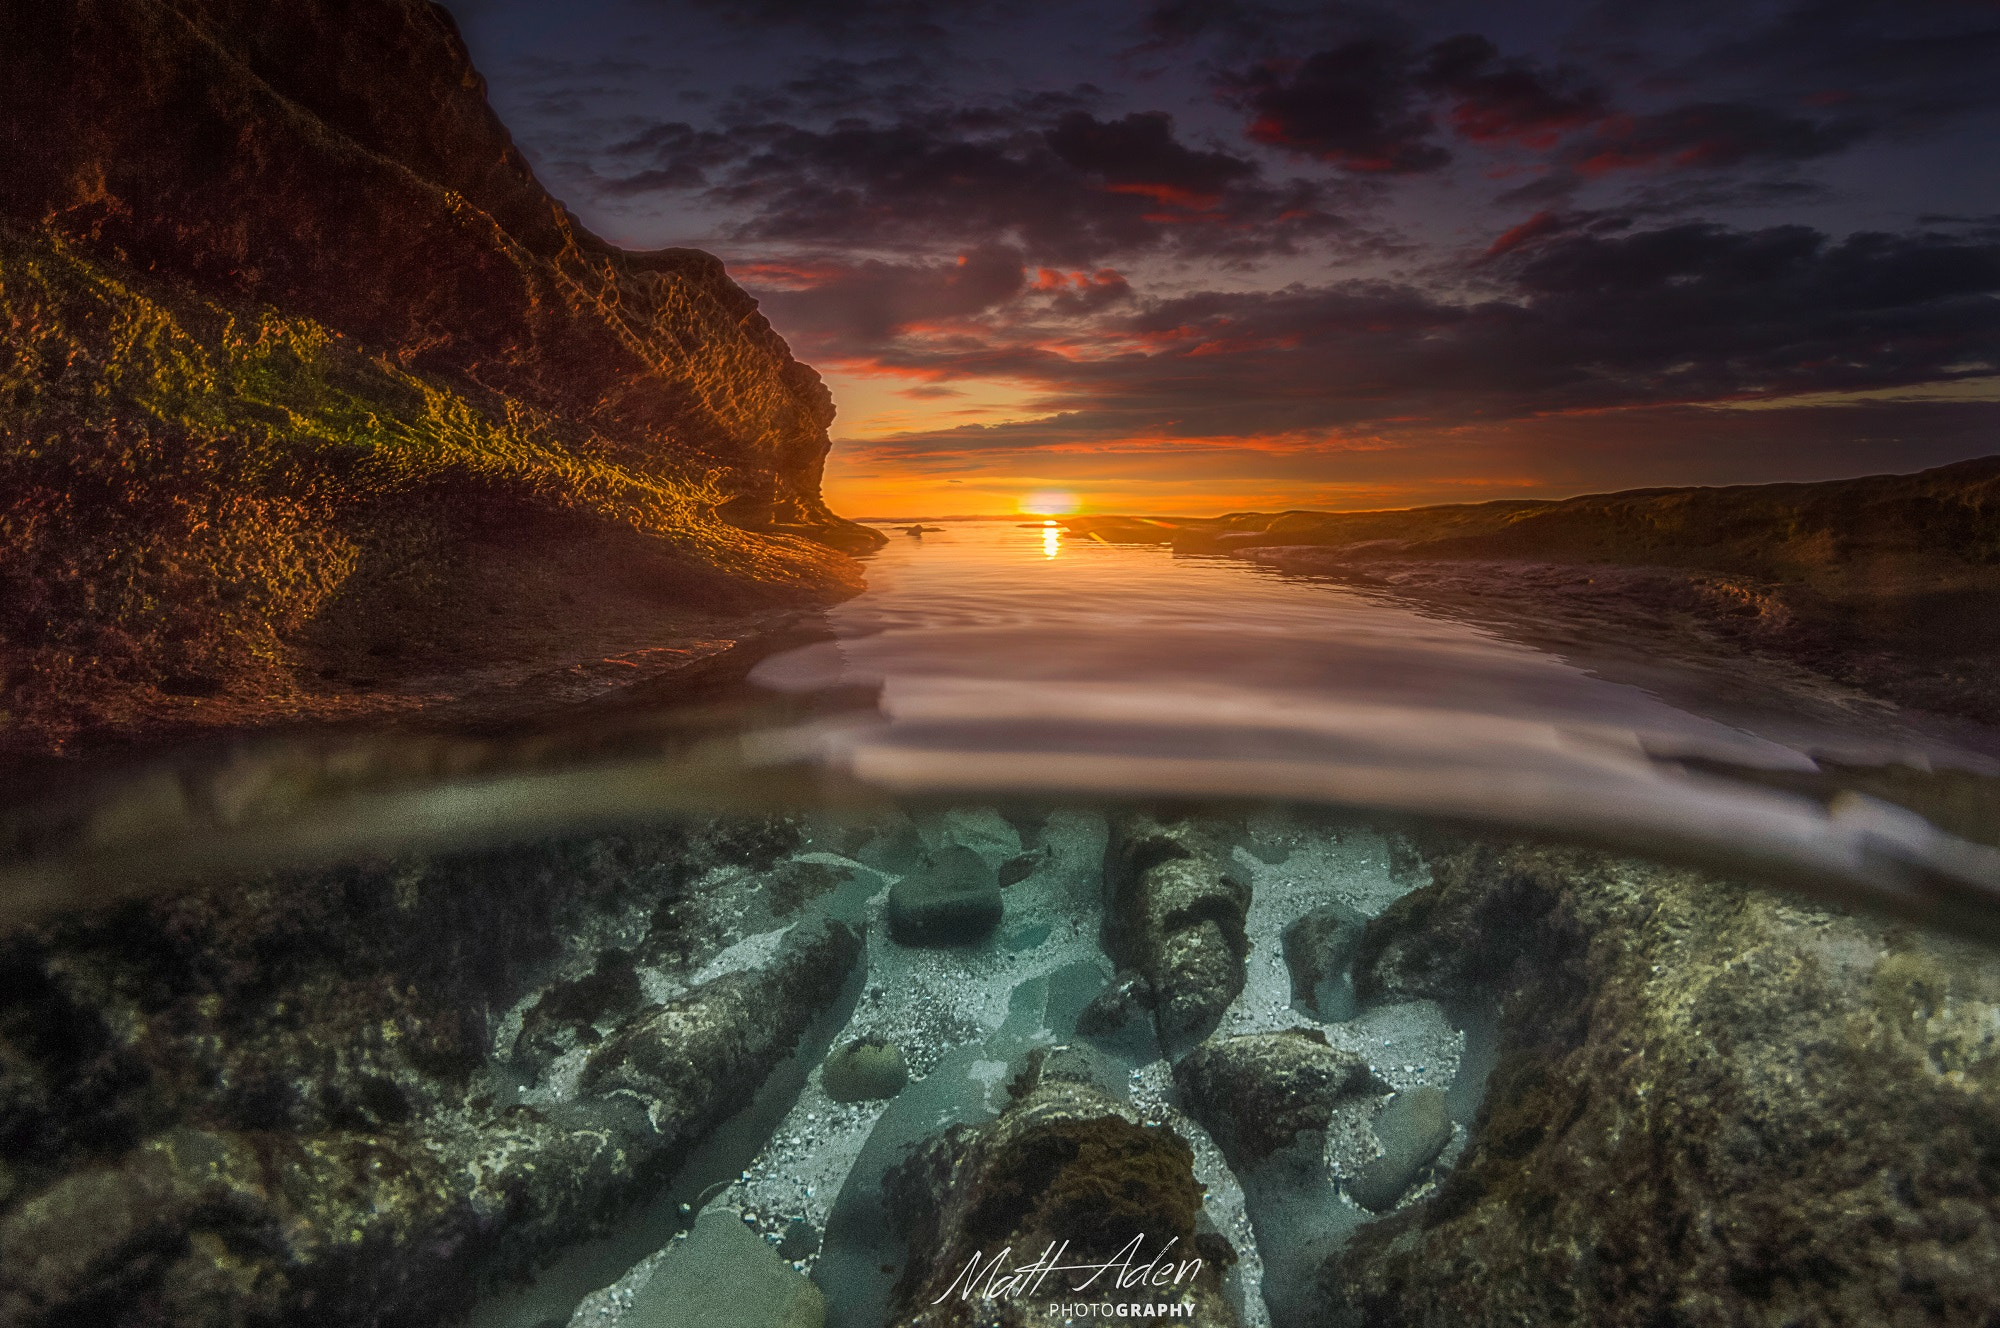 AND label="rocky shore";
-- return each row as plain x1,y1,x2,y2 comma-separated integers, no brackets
1063,457,2000,727
0,0,881,763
